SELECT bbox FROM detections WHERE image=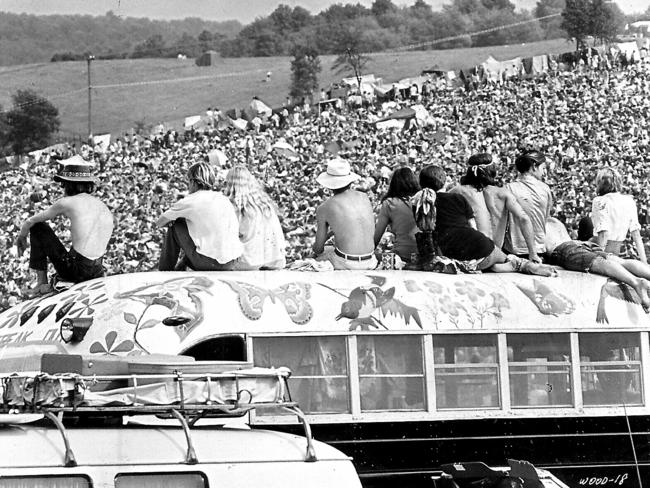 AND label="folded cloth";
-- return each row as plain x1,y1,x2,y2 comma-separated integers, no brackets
288,259,335,271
